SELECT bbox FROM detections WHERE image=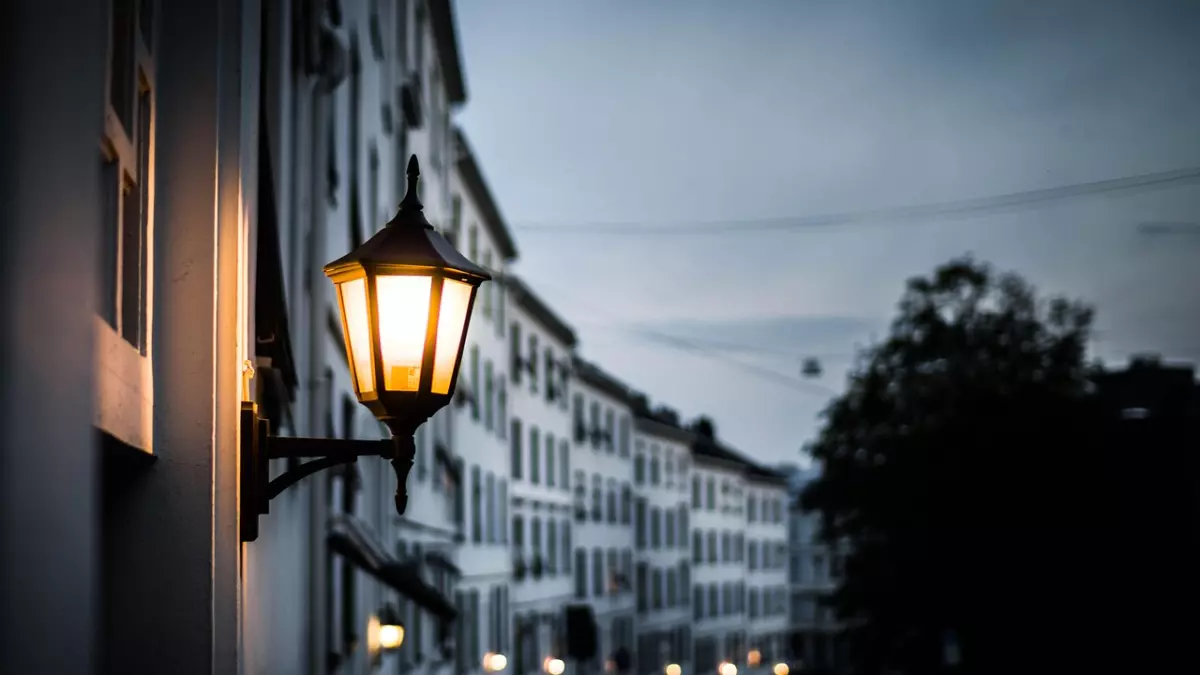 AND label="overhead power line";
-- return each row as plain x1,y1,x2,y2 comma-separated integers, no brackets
543,288,840,398
513,166,1200,235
